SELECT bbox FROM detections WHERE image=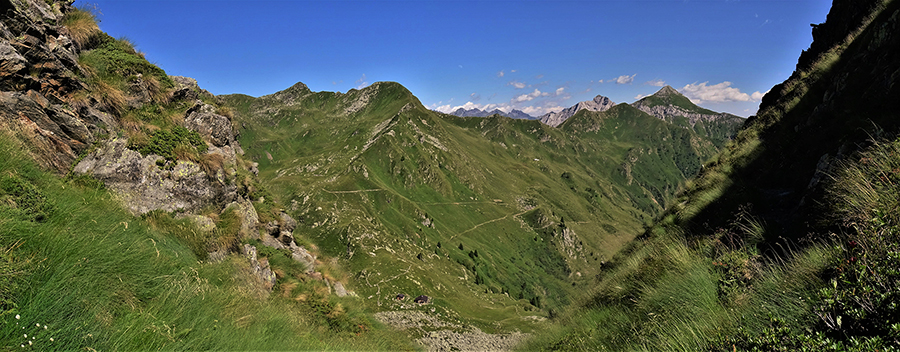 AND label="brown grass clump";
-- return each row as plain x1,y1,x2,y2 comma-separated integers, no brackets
92,80,127,116
62,7,100,49
173,144,200,163
200,152,226,180
215,106,234,119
